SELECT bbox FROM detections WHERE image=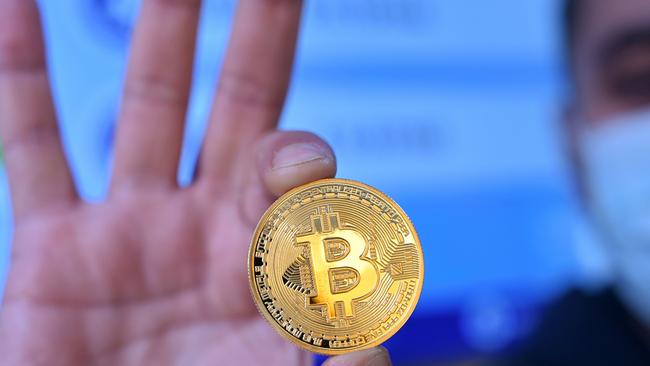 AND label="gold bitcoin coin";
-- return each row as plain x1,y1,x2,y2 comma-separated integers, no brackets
248,178,424,355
